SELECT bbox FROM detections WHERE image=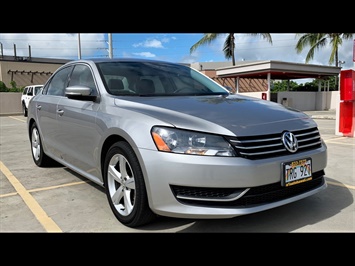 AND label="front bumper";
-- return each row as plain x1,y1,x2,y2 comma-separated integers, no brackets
138,144,327,219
